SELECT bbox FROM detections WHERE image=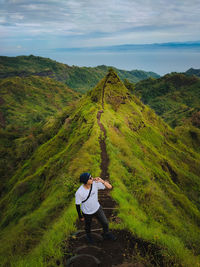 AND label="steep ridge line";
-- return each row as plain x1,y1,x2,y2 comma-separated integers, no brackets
97,110,109,180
